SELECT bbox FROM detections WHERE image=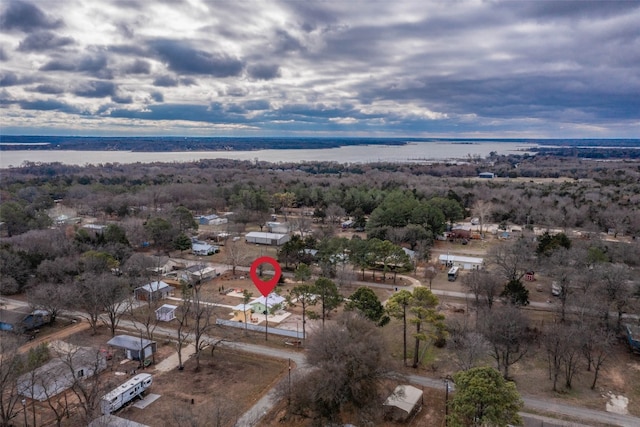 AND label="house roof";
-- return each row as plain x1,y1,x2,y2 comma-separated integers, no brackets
107,335,155,351
18,346,105,401
135,281,172,293
245,231,287,239
155,304,178,314
89,415,150,427
384,385,423,414
438,254,484,264
250,293,285,308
